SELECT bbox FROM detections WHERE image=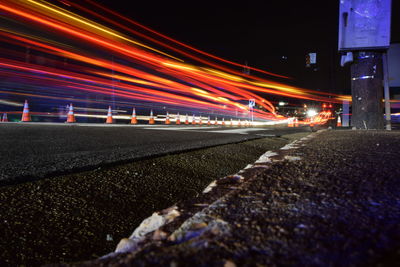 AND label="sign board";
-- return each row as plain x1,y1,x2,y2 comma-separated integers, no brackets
248,99,255,108
338,0,392,51
309,53,317,64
